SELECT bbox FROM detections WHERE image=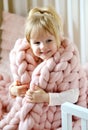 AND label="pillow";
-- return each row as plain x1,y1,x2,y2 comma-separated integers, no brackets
0,12,26,76
1,49,10,61
0,49,11,76
1,11,26,51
